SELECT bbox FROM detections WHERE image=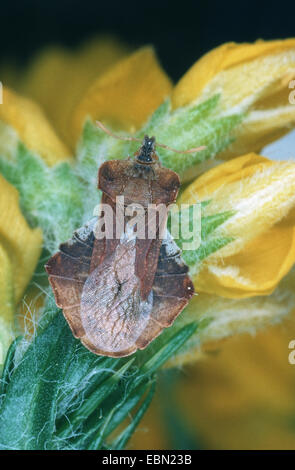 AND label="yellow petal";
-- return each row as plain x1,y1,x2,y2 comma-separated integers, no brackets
0,87,71,165
172,39,295,107
181,152,269,195
71,47,172,142
16,37,129,147
172,39,295,158
180,154,295,298
0,176,42,363
0,174,42,303
196,225,295,298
